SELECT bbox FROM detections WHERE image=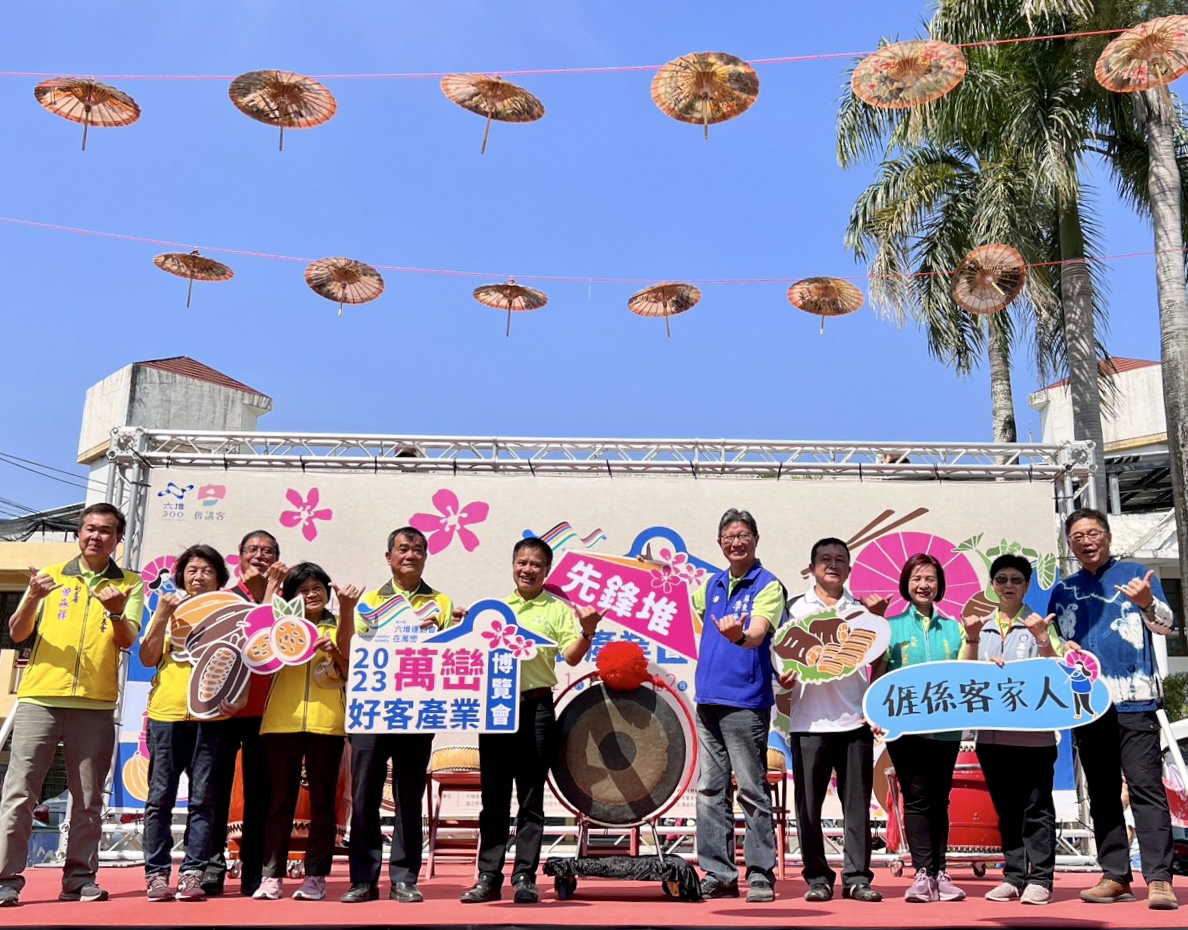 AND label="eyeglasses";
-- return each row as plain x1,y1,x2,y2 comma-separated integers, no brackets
720,534,755,544
242,545,278,557
992,575,1028,586
1068,529,1106,544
